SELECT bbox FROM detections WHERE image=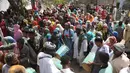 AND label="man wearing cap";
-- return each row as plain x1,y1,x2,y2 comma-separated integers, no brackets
27,28,40,55
111,43,130,73
37,41,60,73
